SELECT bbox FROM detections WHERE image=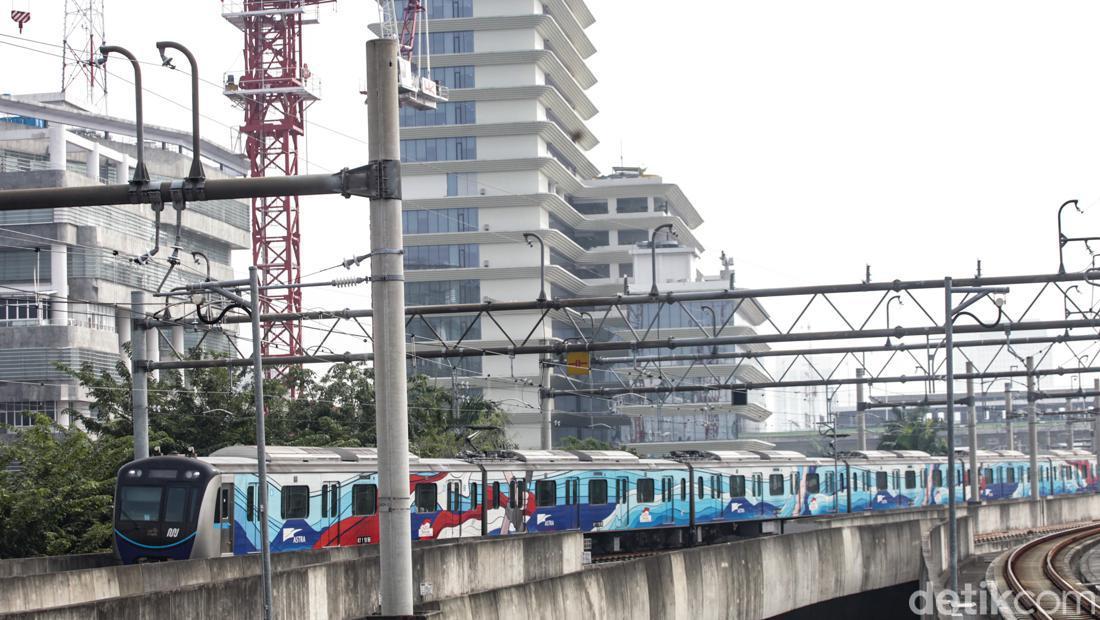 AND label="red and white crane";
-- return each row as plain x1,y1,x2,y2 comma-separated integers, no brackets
377,0,448,110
